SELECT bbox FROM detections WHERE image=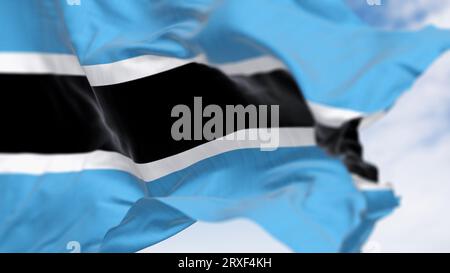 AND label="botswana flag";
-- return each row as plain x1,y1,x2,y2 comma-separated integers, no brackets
0,0,448,253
